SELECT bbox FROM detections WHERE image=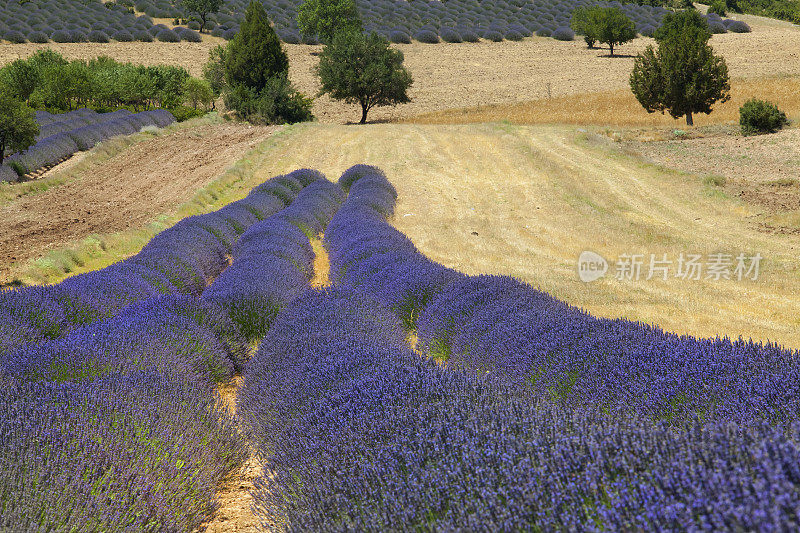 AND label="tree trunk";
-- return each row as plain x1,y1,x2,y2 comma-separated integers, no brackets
686,112,694,126
609,43,614,56
360,104,368,124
